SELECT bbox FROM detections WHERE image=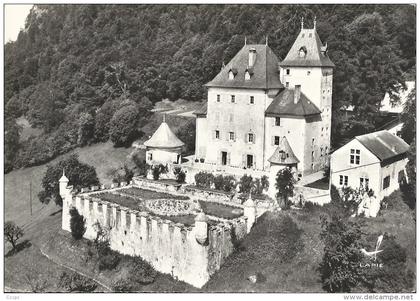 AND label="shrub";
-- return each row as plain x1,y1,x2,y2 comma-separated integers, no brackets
239,174,254,194
58,271,97,292
222,175,237,192
129,257,157,284
4,221,24,250
152,165,161,180
98,253,120,271
113,278,134,292
173,167,186,183
194,171,214,188
69,207,86,240
213,175,225,190
109,104,140,147
275,168,296,209
132,153,148,176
